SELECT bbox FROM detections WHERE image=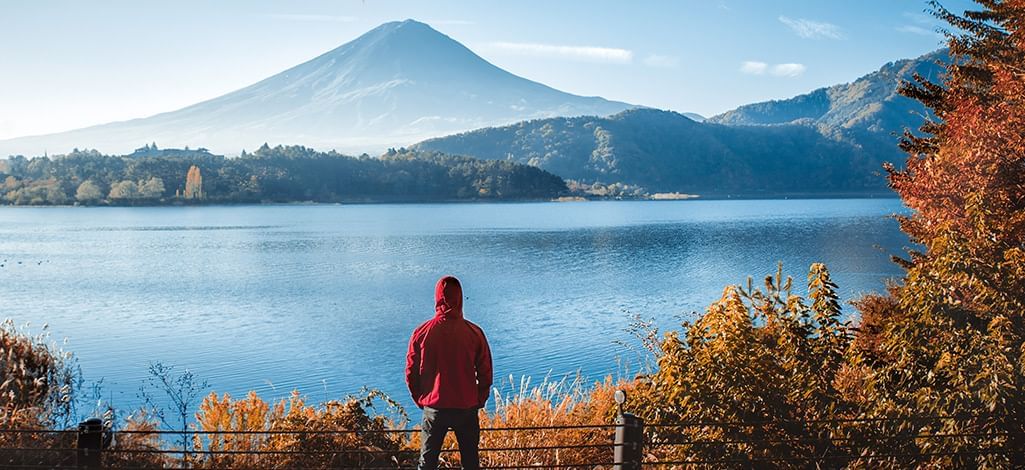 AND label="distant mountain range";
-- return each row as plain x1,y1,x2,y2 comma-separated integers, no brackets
414,50,947,195
0,20,633,158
